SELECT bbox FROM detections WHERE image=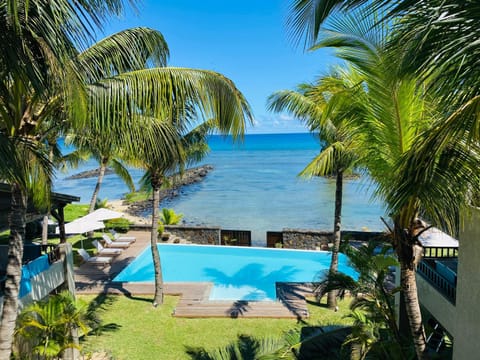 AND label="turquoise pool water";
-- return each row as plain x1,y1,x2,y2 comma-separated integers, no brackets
114,244,358,301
